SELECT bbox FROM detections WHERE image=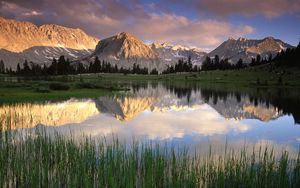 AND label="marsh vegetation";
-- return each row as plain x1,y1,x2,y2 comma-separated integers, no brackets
0,131,300,187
